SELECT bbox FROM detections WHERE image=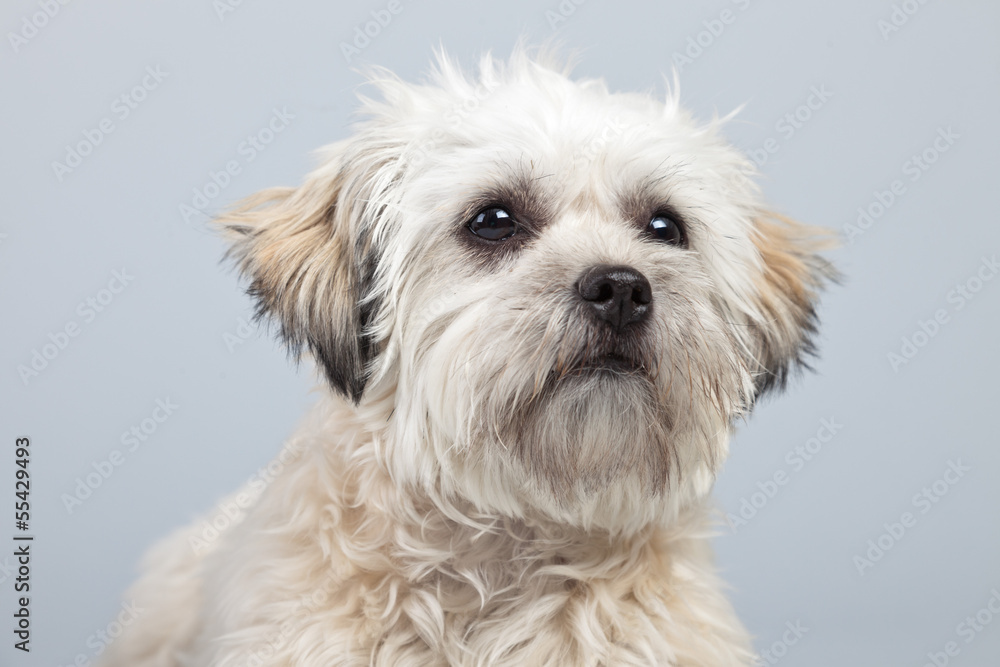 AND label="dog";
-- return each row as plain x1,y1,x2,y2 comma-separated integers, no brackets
101,48,833,666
